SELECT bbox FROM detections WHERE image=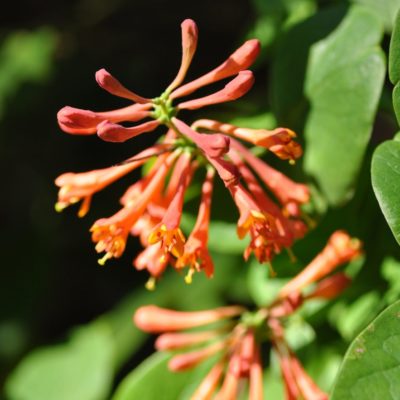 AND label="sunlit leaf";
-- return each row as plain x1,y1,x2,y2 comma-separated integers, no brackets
371,139,400,245
331,300,400,399
304,6,385,205
351,0,400,32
